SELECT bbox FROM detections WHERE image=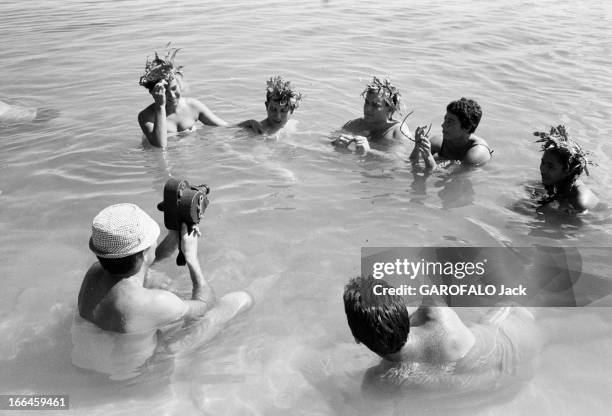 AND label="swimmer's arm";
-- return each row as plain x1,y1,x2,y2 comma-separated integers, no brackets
462,144,491,166
154,230,179,263
139,107,168,148
191,98,229,127
183,255,215,318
